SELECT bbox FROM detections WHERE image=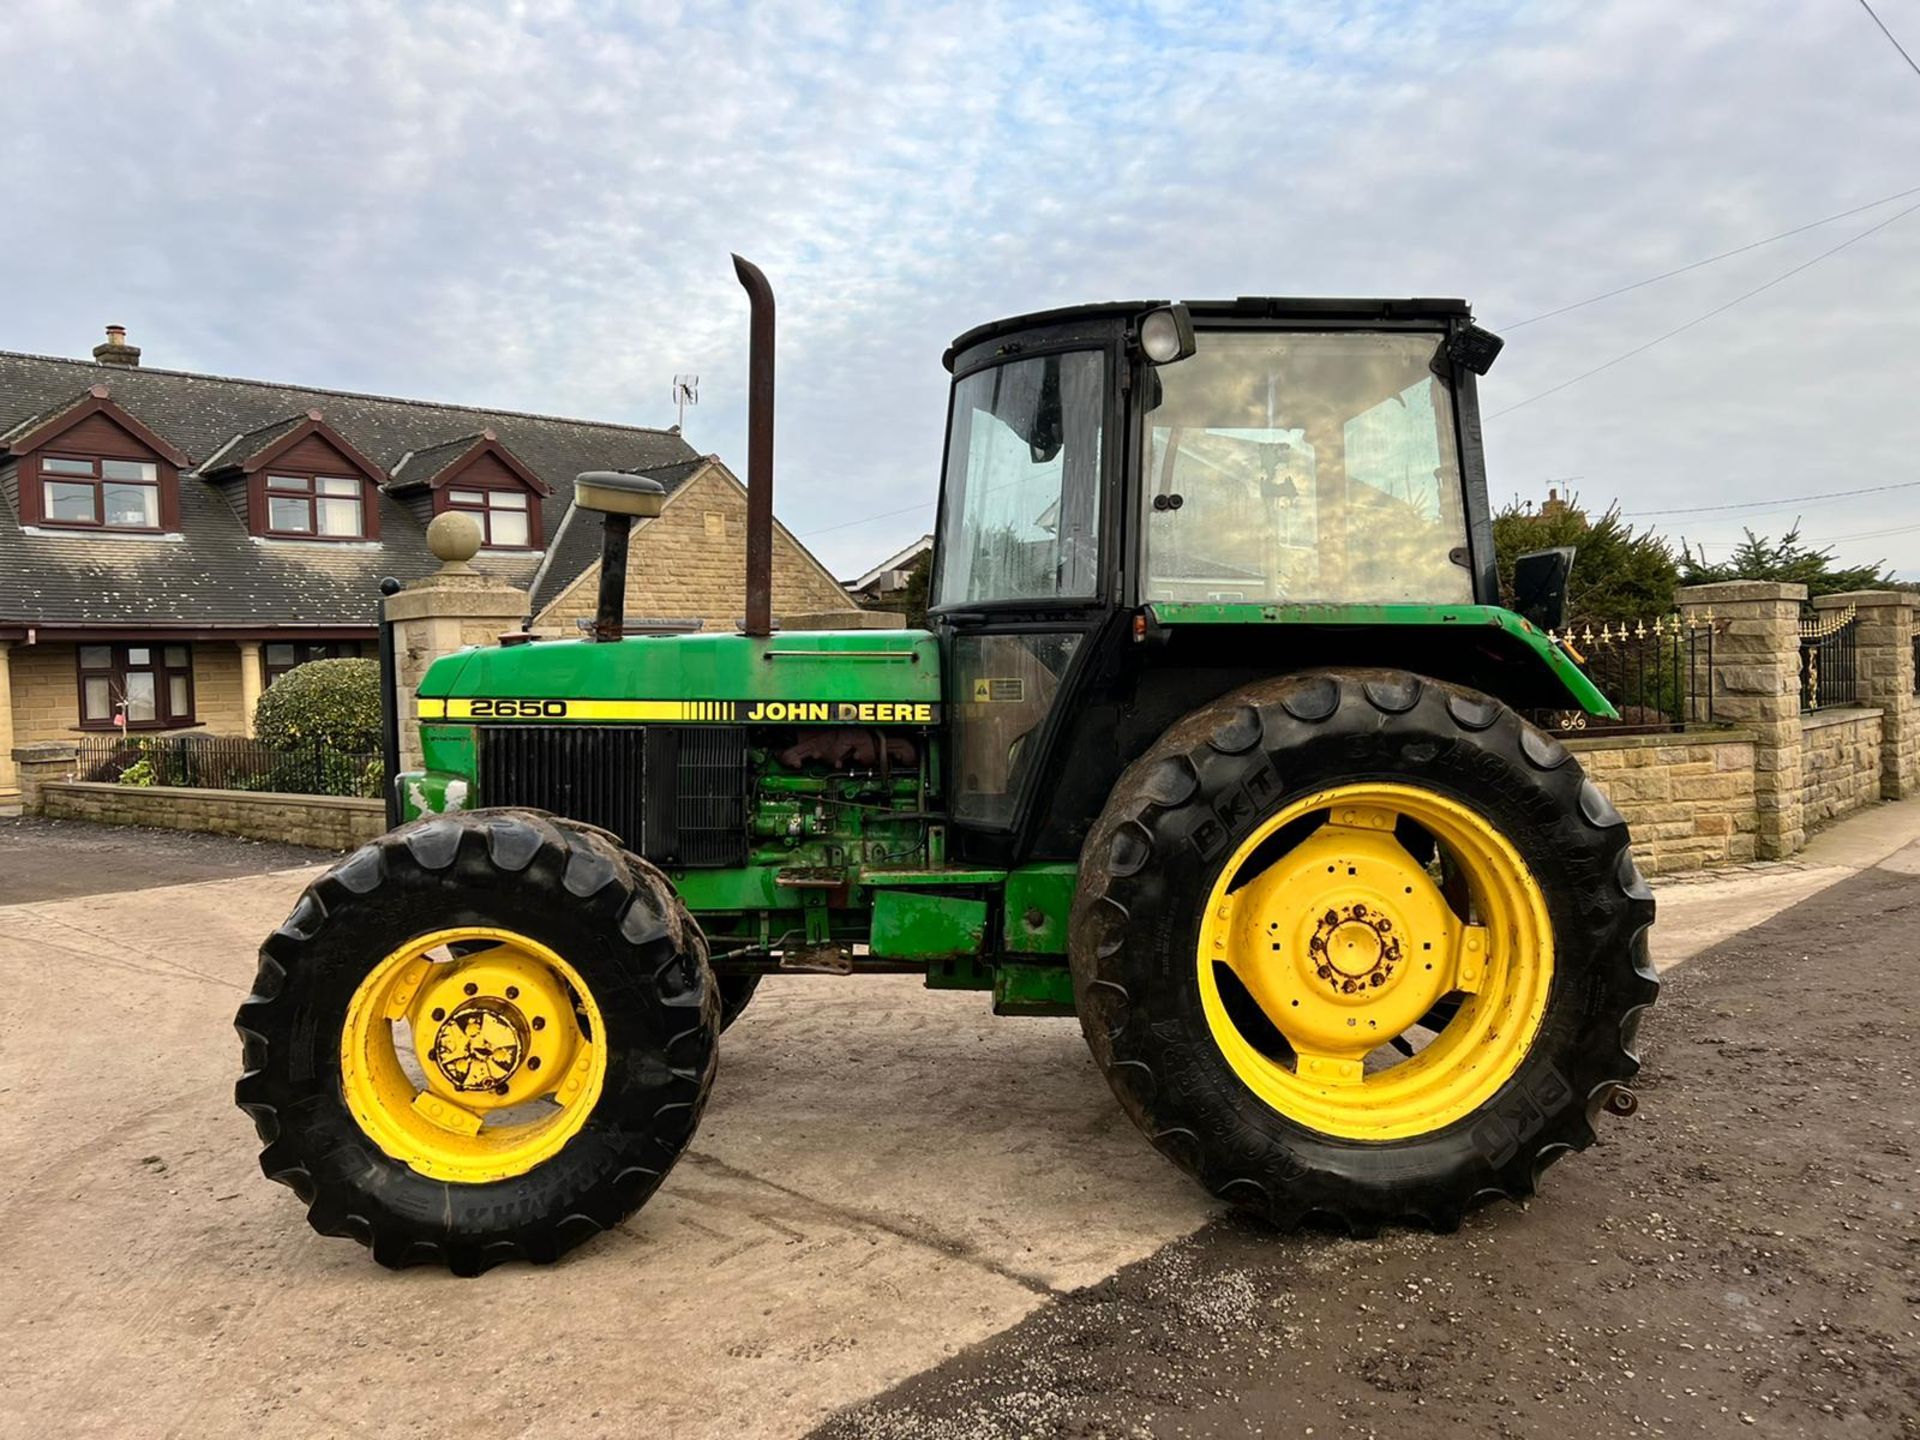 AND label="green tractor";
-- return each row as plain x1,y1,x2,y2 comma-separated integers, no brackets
235,258,1656,1273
